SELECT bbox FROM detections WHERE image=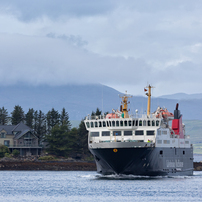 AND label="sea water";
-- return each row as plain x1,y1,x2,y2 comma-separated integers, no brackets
0,171,202,202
